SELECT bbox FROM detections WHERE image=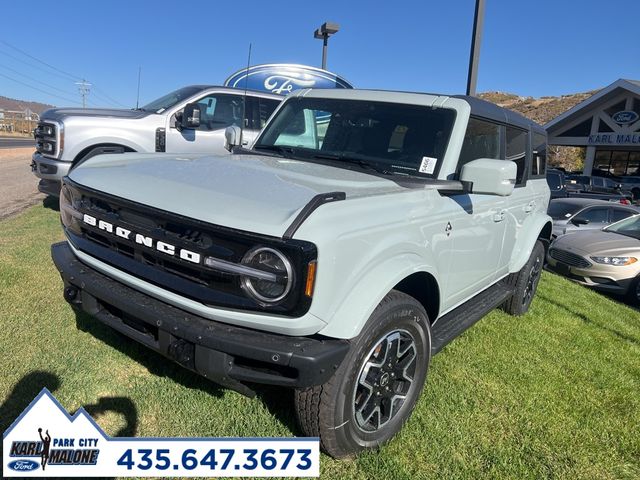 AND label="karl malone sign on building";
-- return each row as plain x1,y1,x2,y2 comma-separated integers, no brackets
224,64,354,95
